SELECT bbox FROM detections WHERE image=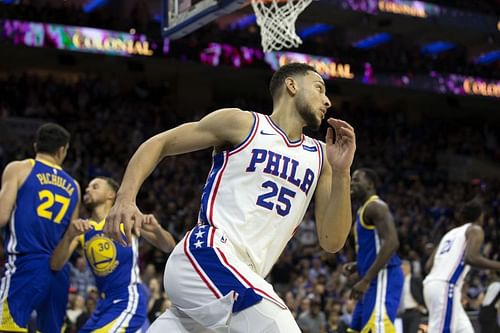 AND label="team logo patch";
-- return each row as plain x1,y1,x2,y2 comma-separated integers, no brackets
85,233,119,276
302,144,317,152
